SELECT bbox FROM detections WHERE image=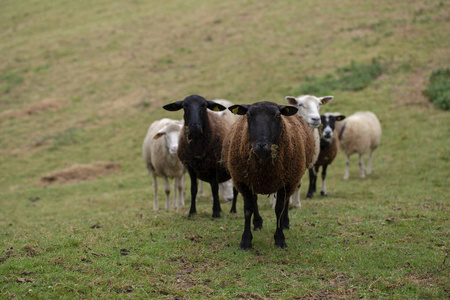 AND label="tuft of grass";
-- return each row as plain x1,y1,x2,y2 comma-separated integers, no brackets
423,68,450,110
51,128,85,150
0,70,24,94
295,58,384,95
